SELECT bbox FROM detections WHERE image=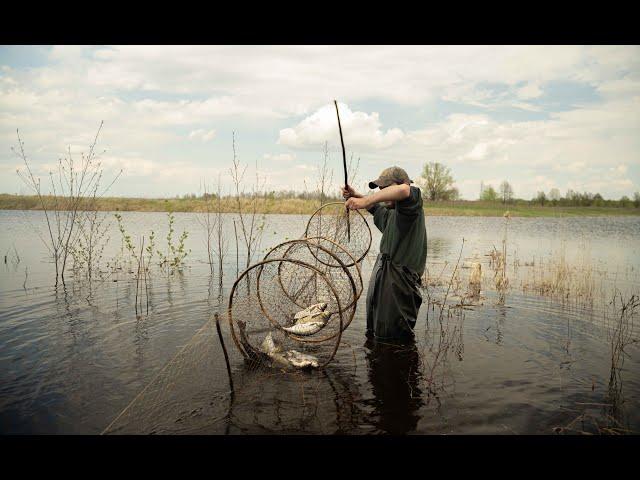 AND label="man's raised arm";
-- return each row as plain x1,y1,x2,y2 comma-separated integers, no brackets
344,184,410,210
